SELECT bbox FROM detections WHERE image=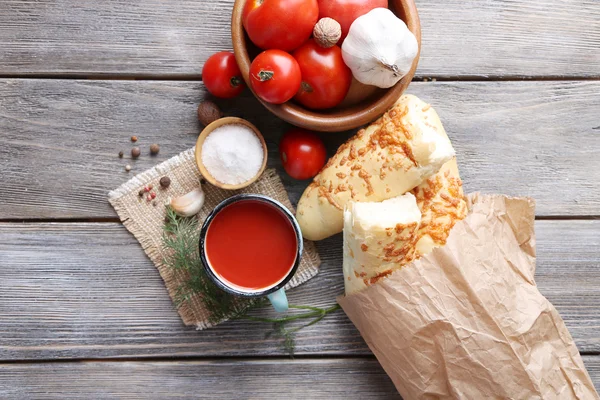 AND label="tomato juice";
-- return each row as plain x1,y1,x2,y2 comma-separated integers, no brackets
204,199,298,292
